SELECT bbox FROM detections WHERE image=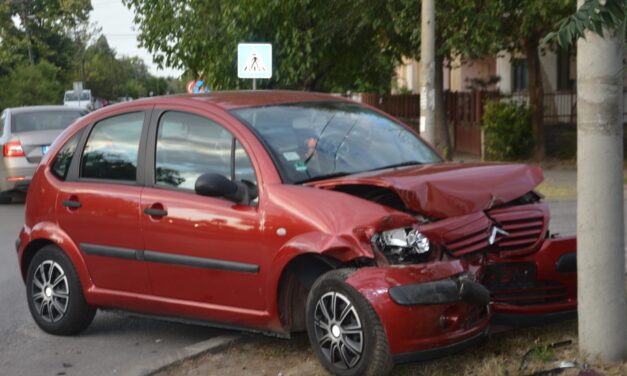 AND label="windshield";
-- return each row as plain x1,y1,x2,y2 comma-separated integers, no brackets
12,110,85,133
231,102,441,183
65,92,78,101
